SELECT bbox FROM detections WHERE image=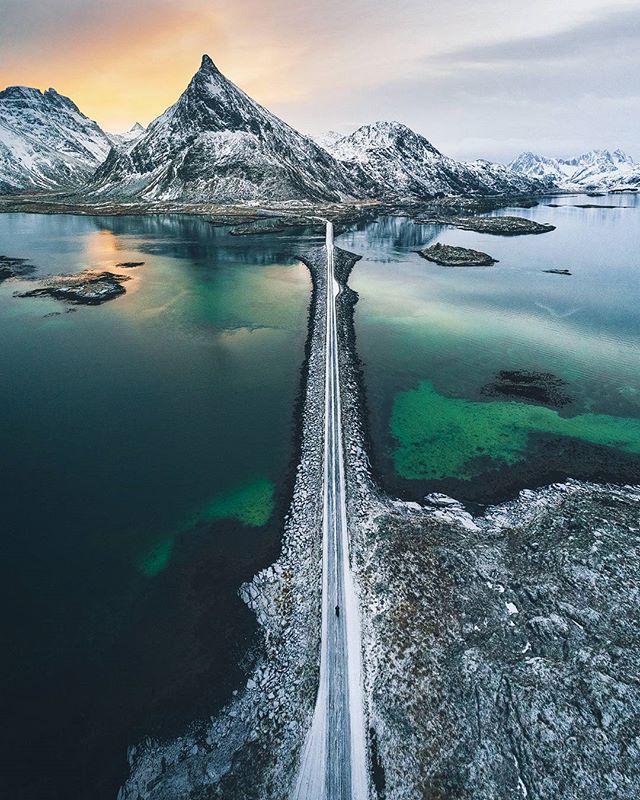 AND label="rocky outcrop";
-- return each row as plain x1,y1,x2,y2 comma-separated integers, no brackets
0,254,35,281
417,242,498,266
356,482,640,800
433,214,555,236
481,370,571,407
17,270,130,304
